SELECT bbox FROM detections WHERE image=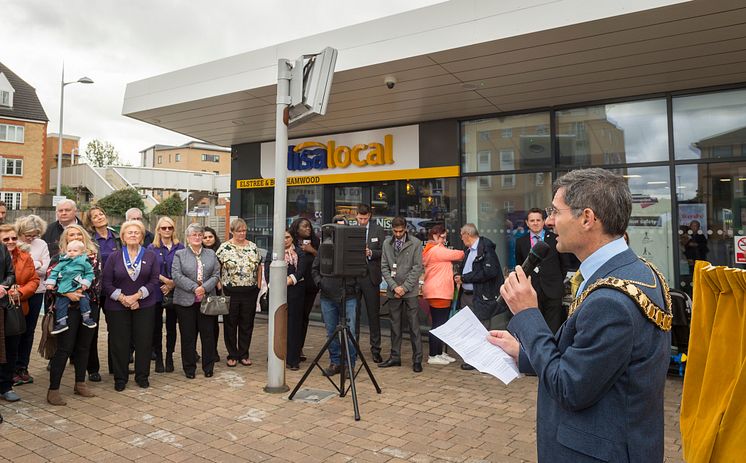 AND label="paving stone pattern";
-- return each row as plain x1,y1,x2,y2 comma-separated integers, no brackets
0,318,685,462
